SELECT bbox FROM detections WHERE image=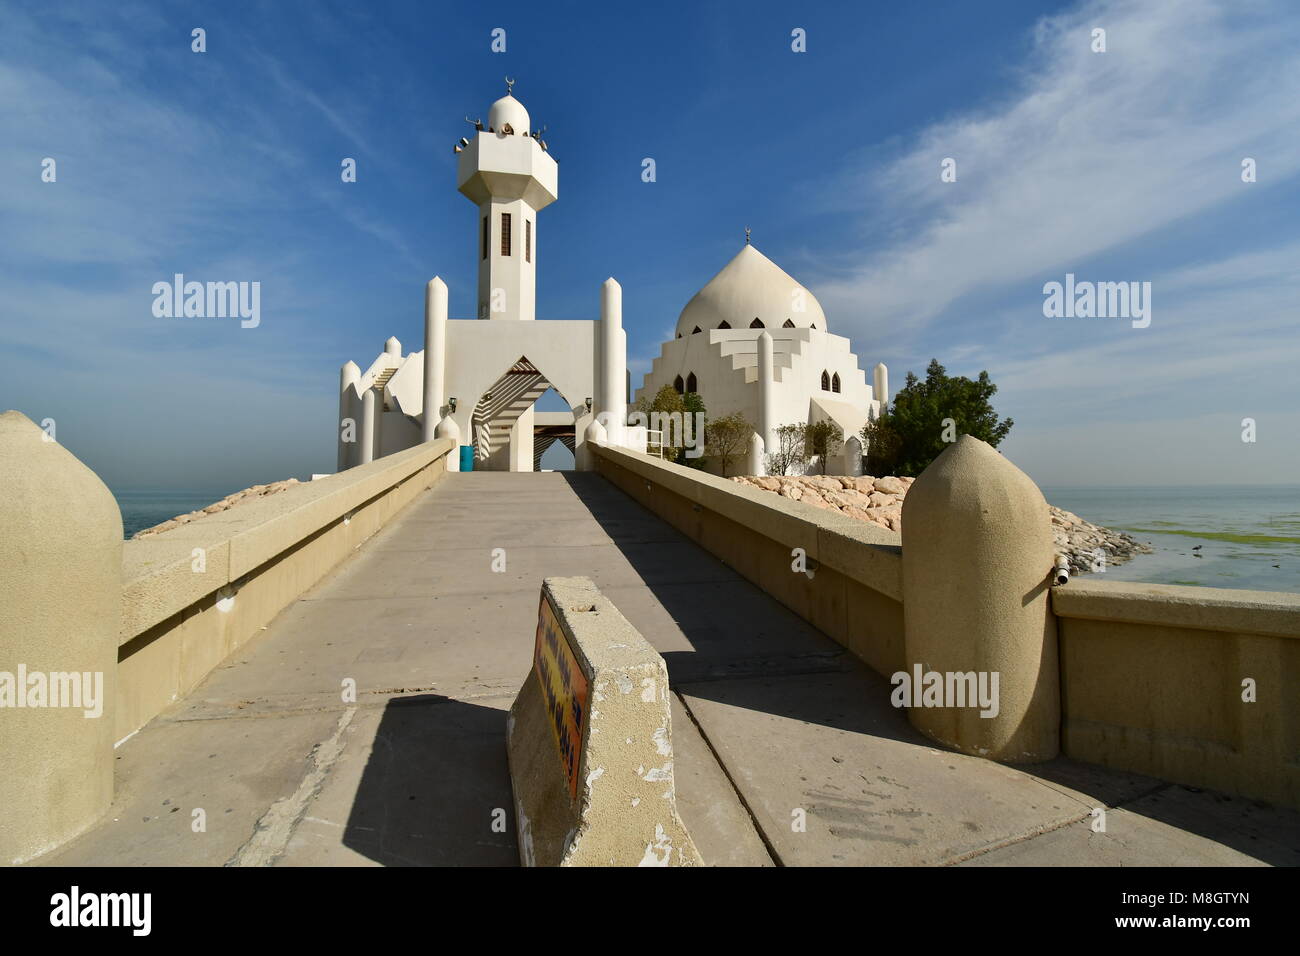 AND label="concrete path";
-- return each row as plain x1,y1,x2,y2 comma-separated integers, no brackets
42,473,1300,867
